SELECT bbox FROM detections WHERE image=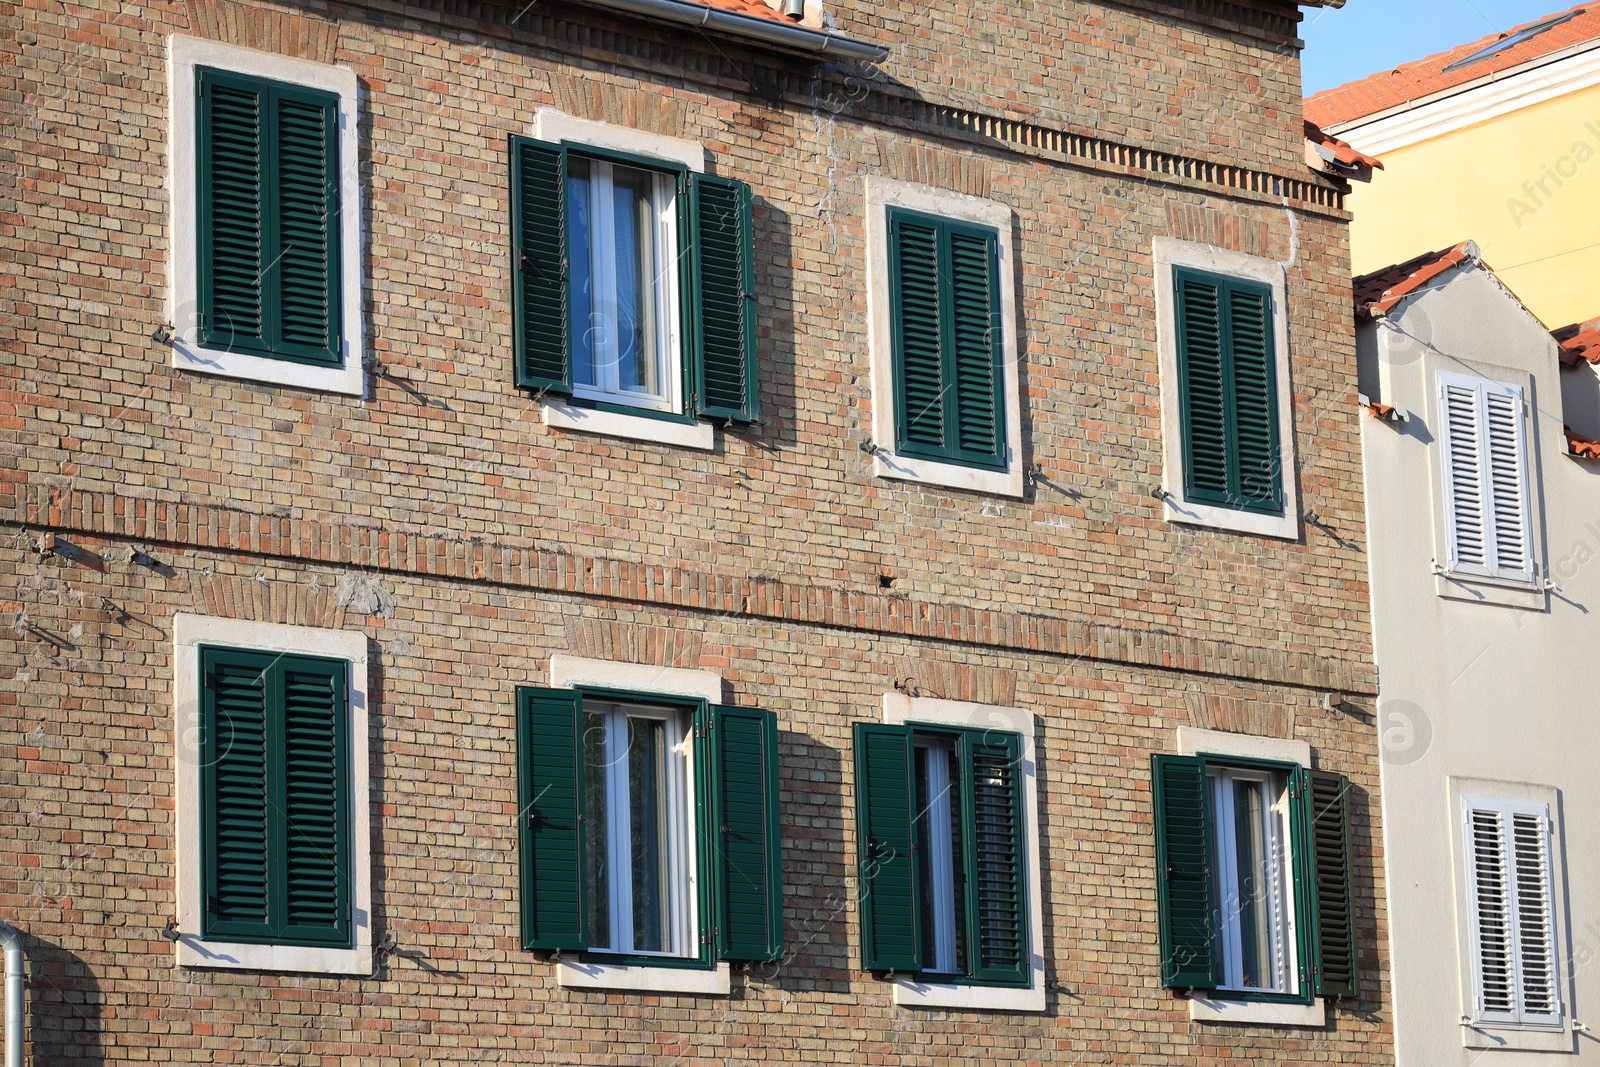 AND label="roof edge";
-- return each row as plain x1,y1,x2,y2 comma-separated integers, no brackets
574,0,889,61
